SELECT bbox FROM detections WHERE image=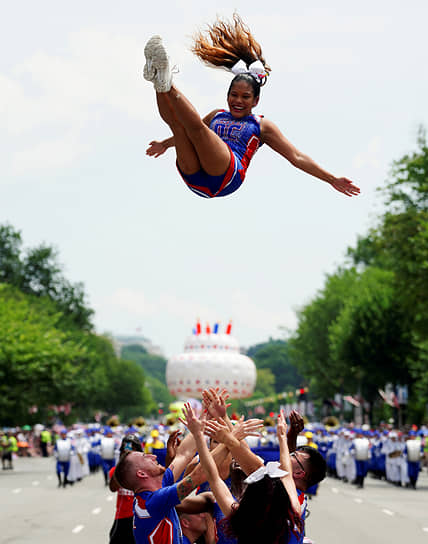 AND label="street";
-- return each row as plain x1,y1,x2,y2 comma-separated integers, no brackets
1,457,428,543
306,468,428,543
